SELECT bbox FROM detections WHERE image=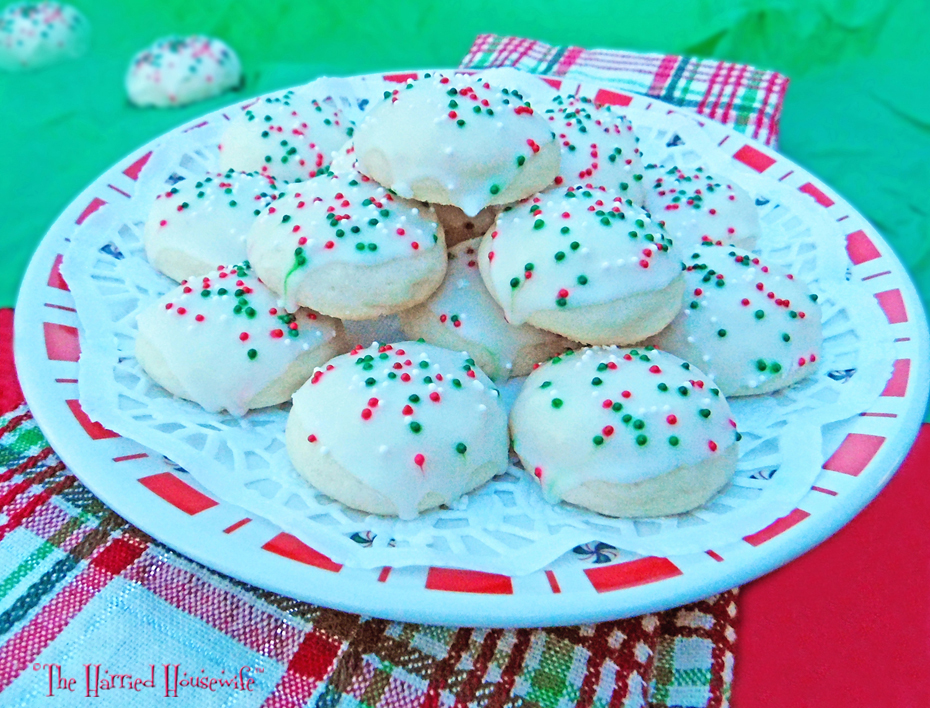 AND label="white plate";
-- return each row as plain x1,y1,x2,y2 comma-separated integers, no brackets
14,71,930,627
